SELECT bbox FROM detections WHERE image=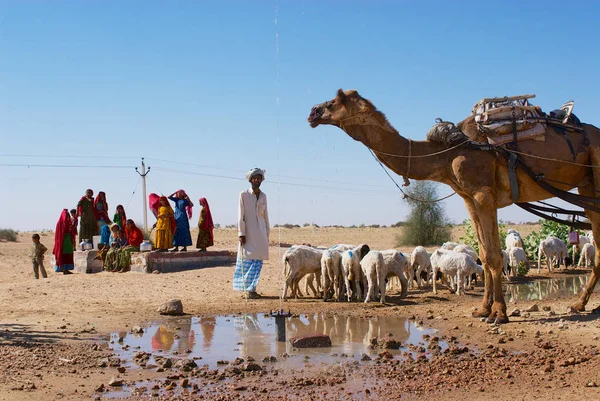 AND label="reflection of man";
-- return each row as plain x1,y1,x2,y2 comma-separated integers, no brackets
233,168,270,300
